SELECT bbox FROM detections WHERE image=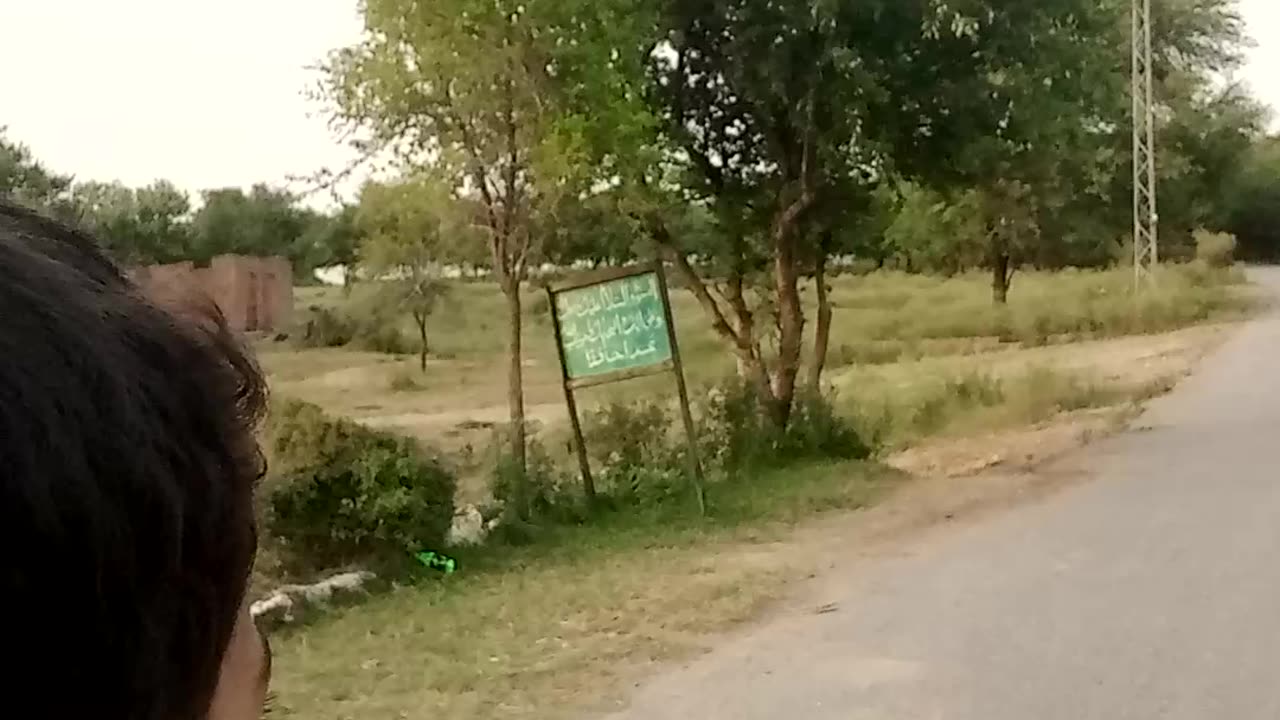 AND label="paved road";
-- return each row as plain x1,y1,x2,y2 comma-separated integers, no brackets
608,268,1280,720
